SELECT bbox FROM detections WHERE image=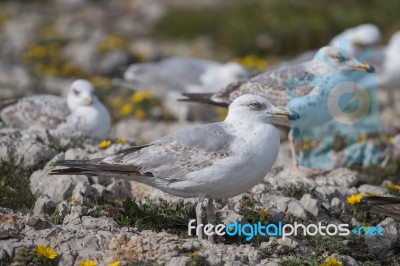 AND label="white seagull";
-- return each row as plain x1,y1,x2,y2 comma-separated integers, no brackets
50,94,299,242
123,57,249,121
182,46,375,176
0,79,111,140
